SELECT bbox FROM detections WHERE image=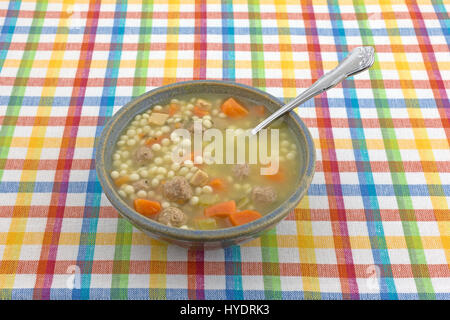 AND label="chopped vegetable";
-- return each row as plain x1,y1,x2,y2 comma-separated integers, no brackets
134,199,161,217
265,167,285,182
190,169,209,186
229,210,262,226
221,98,249,118
195,218,217,230
210,178,227,192
193,105,209,117
114,175,130,186
148,112,169,125
198,193,219,206
204,200,236,218
253,105,266,116
168,103,180,116
236,196,250,209
145,133,169,146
